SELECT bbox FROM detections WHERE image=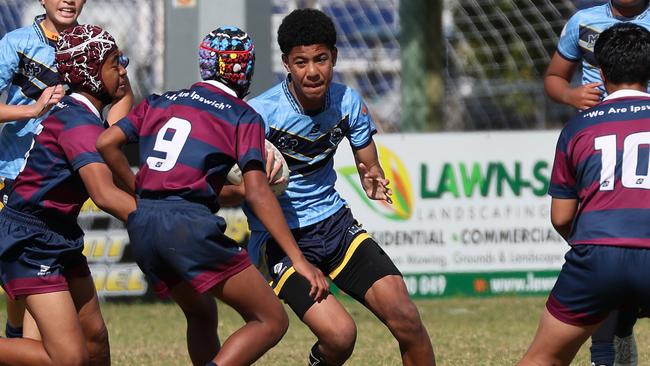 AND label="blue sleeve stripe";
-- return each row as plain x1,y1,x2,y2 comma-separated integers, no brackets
70,152,104,171
115,118,139,143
